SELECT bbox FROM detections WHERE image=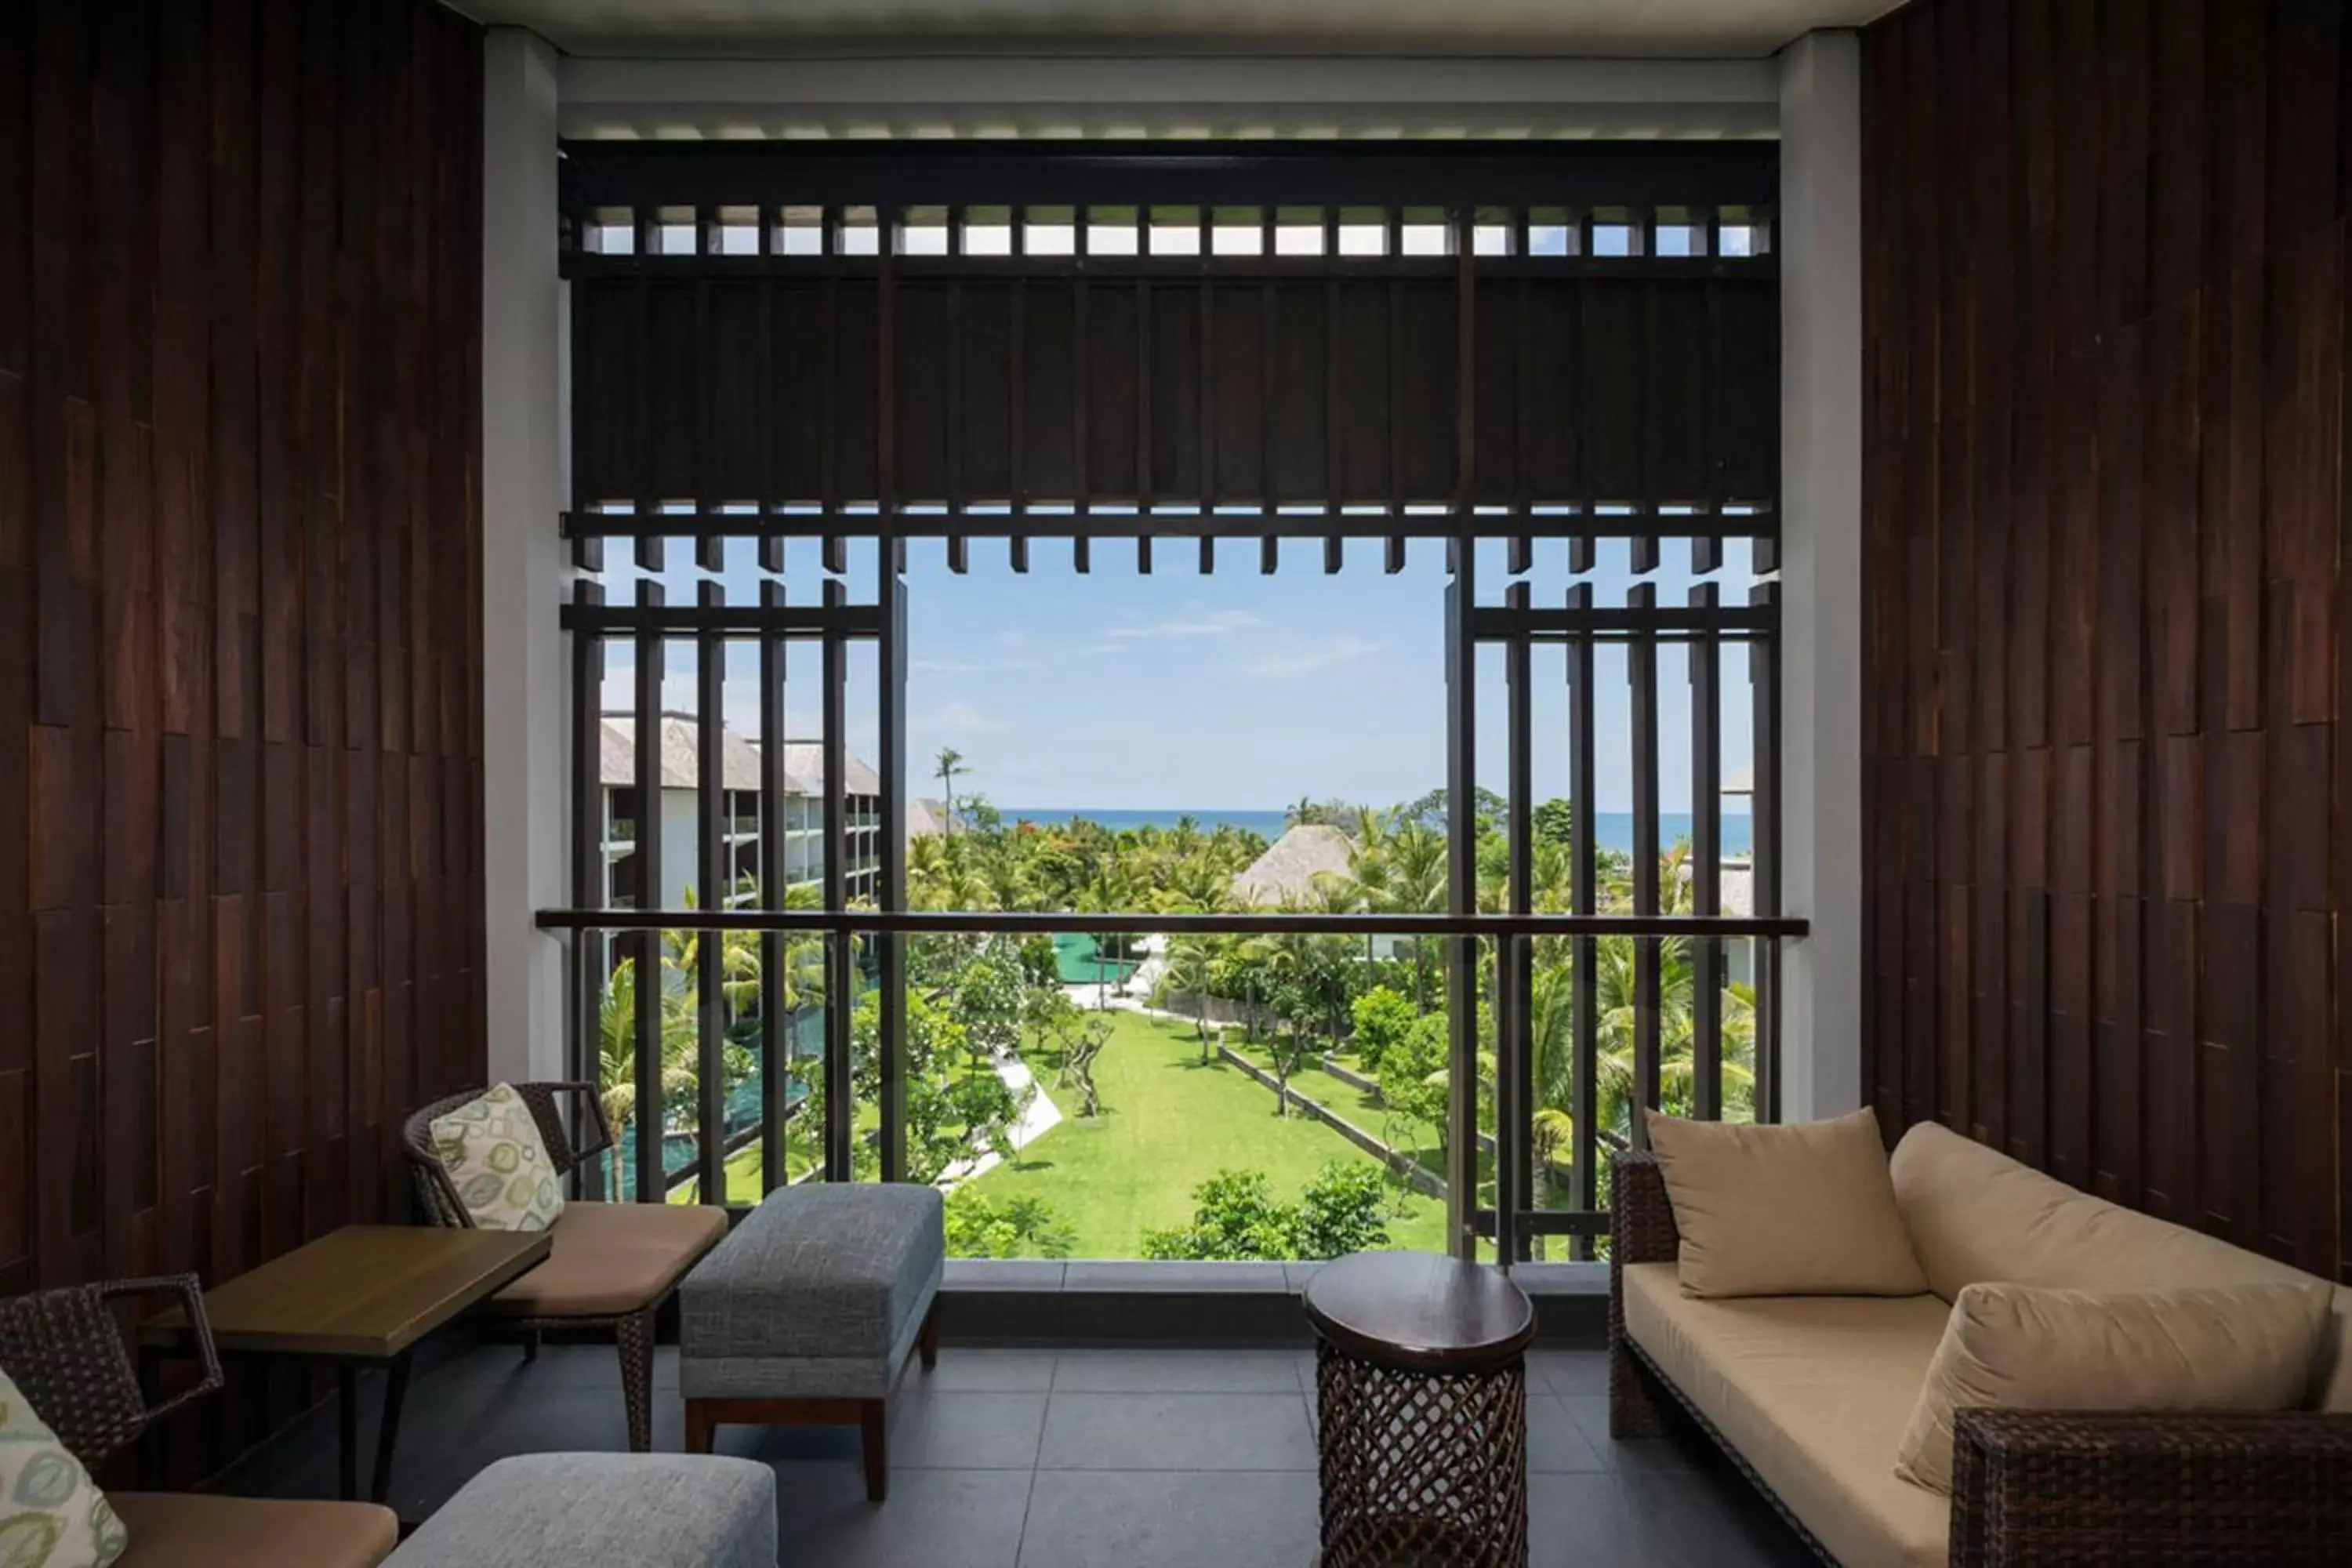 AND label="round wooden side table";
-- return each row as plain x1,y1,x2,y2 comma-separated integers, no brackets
1301,1250,1537,1568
